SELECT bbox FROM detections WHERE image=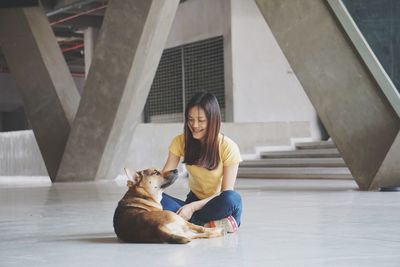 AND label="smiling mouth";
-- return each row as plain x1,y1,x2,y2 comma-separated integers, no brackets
191,127,204,132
